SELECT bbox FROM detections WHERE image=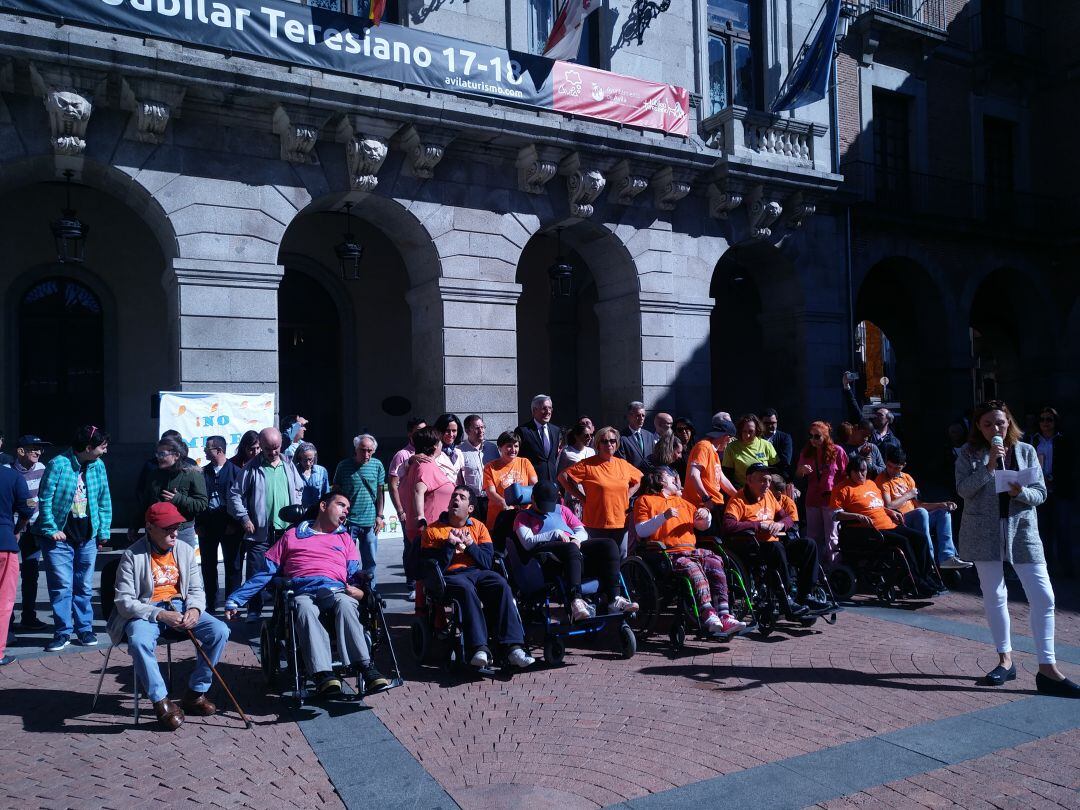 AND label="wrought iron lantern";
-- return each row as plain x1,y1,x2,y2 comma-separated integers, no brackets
547,228,574,298
50,170,89,264
334,202,364,281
